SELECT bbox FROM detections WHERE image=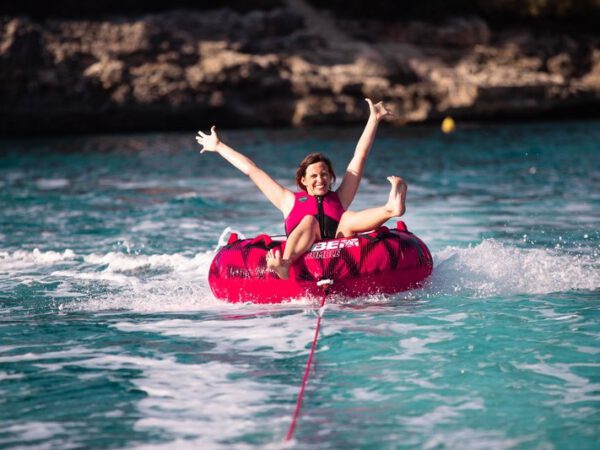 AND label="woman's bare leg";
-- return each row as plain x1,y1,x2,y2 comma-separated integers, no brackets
266,215,320,279
336,176,407,237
